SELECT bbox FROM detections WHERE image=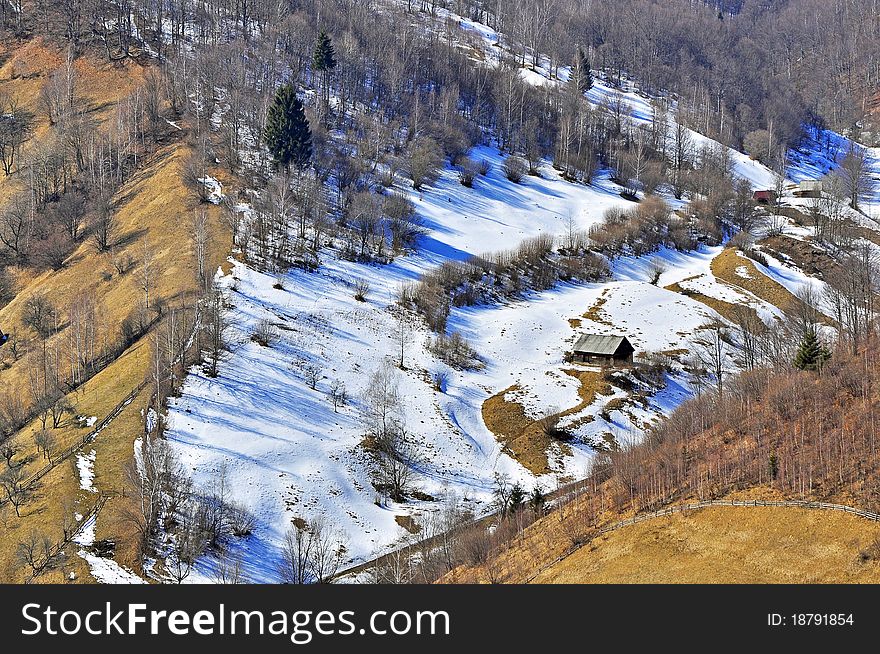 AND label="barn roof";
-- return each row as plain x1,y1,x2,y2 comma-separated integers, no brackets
798,180,823,190
573,334,632,355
